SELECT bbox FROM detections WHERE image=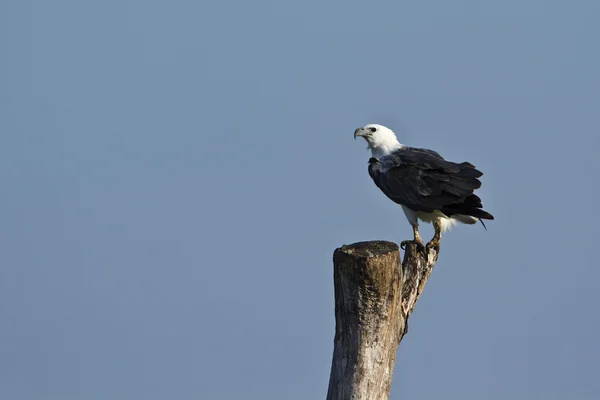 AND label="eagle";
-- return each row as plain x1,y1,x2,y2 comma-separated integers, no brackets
354,123,494,253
